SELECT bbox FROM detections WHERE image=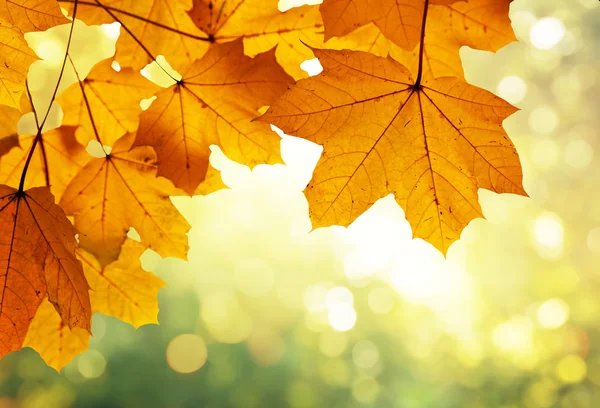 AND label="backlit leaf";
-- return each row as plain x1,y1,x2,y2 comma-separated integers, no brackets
60,133,191,266
135,39,292,194
261,48,526,254
0,185,91,359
